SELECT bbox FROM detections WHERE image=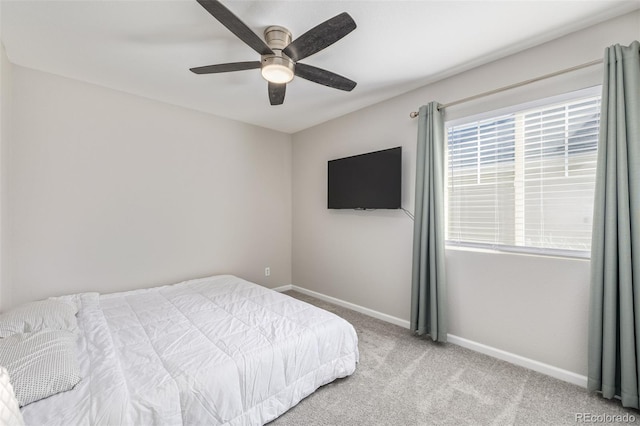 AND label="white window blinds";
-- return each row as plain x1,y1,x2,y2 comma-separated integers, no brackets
446,91,601,255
